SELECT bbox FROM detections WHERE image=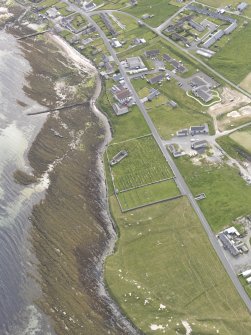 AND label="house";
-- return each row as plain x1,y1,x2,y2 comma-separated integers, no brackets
148,74,163,85
190,76,207,87
112,103,129,116
163,53,172,62
190,124,209,135
193,88,213,103
237,2,248,11
145,49,160,58
114,89,132,104
191,140,208,150
218,232,240,256
147,88,160,101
